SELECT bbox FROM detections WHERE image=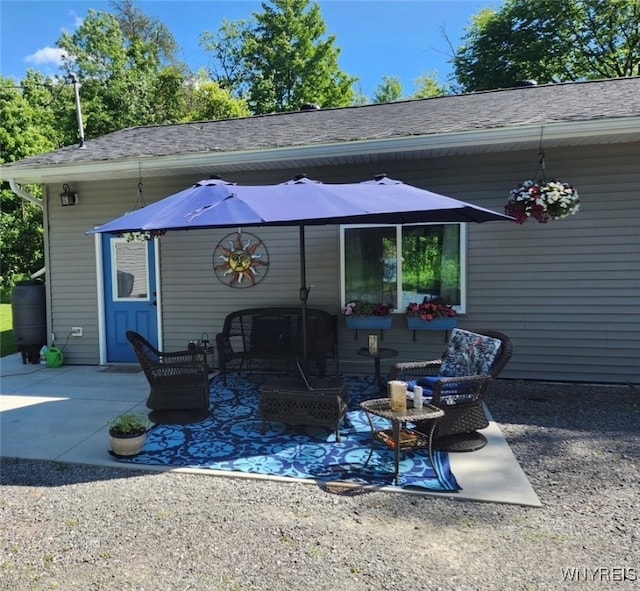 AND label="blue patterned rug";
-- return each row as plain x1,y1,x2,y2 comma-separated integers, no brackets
114,374,460,492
